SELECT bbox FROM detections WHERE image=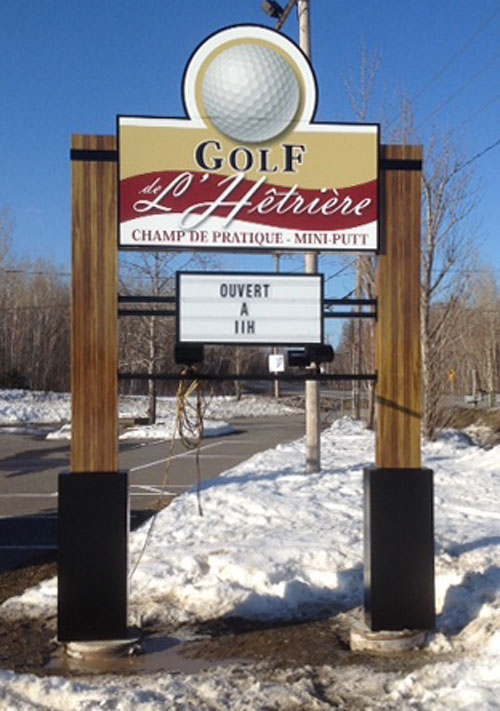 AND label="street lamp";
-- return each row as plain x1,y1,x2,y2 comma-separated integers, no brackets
261,1,284,19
